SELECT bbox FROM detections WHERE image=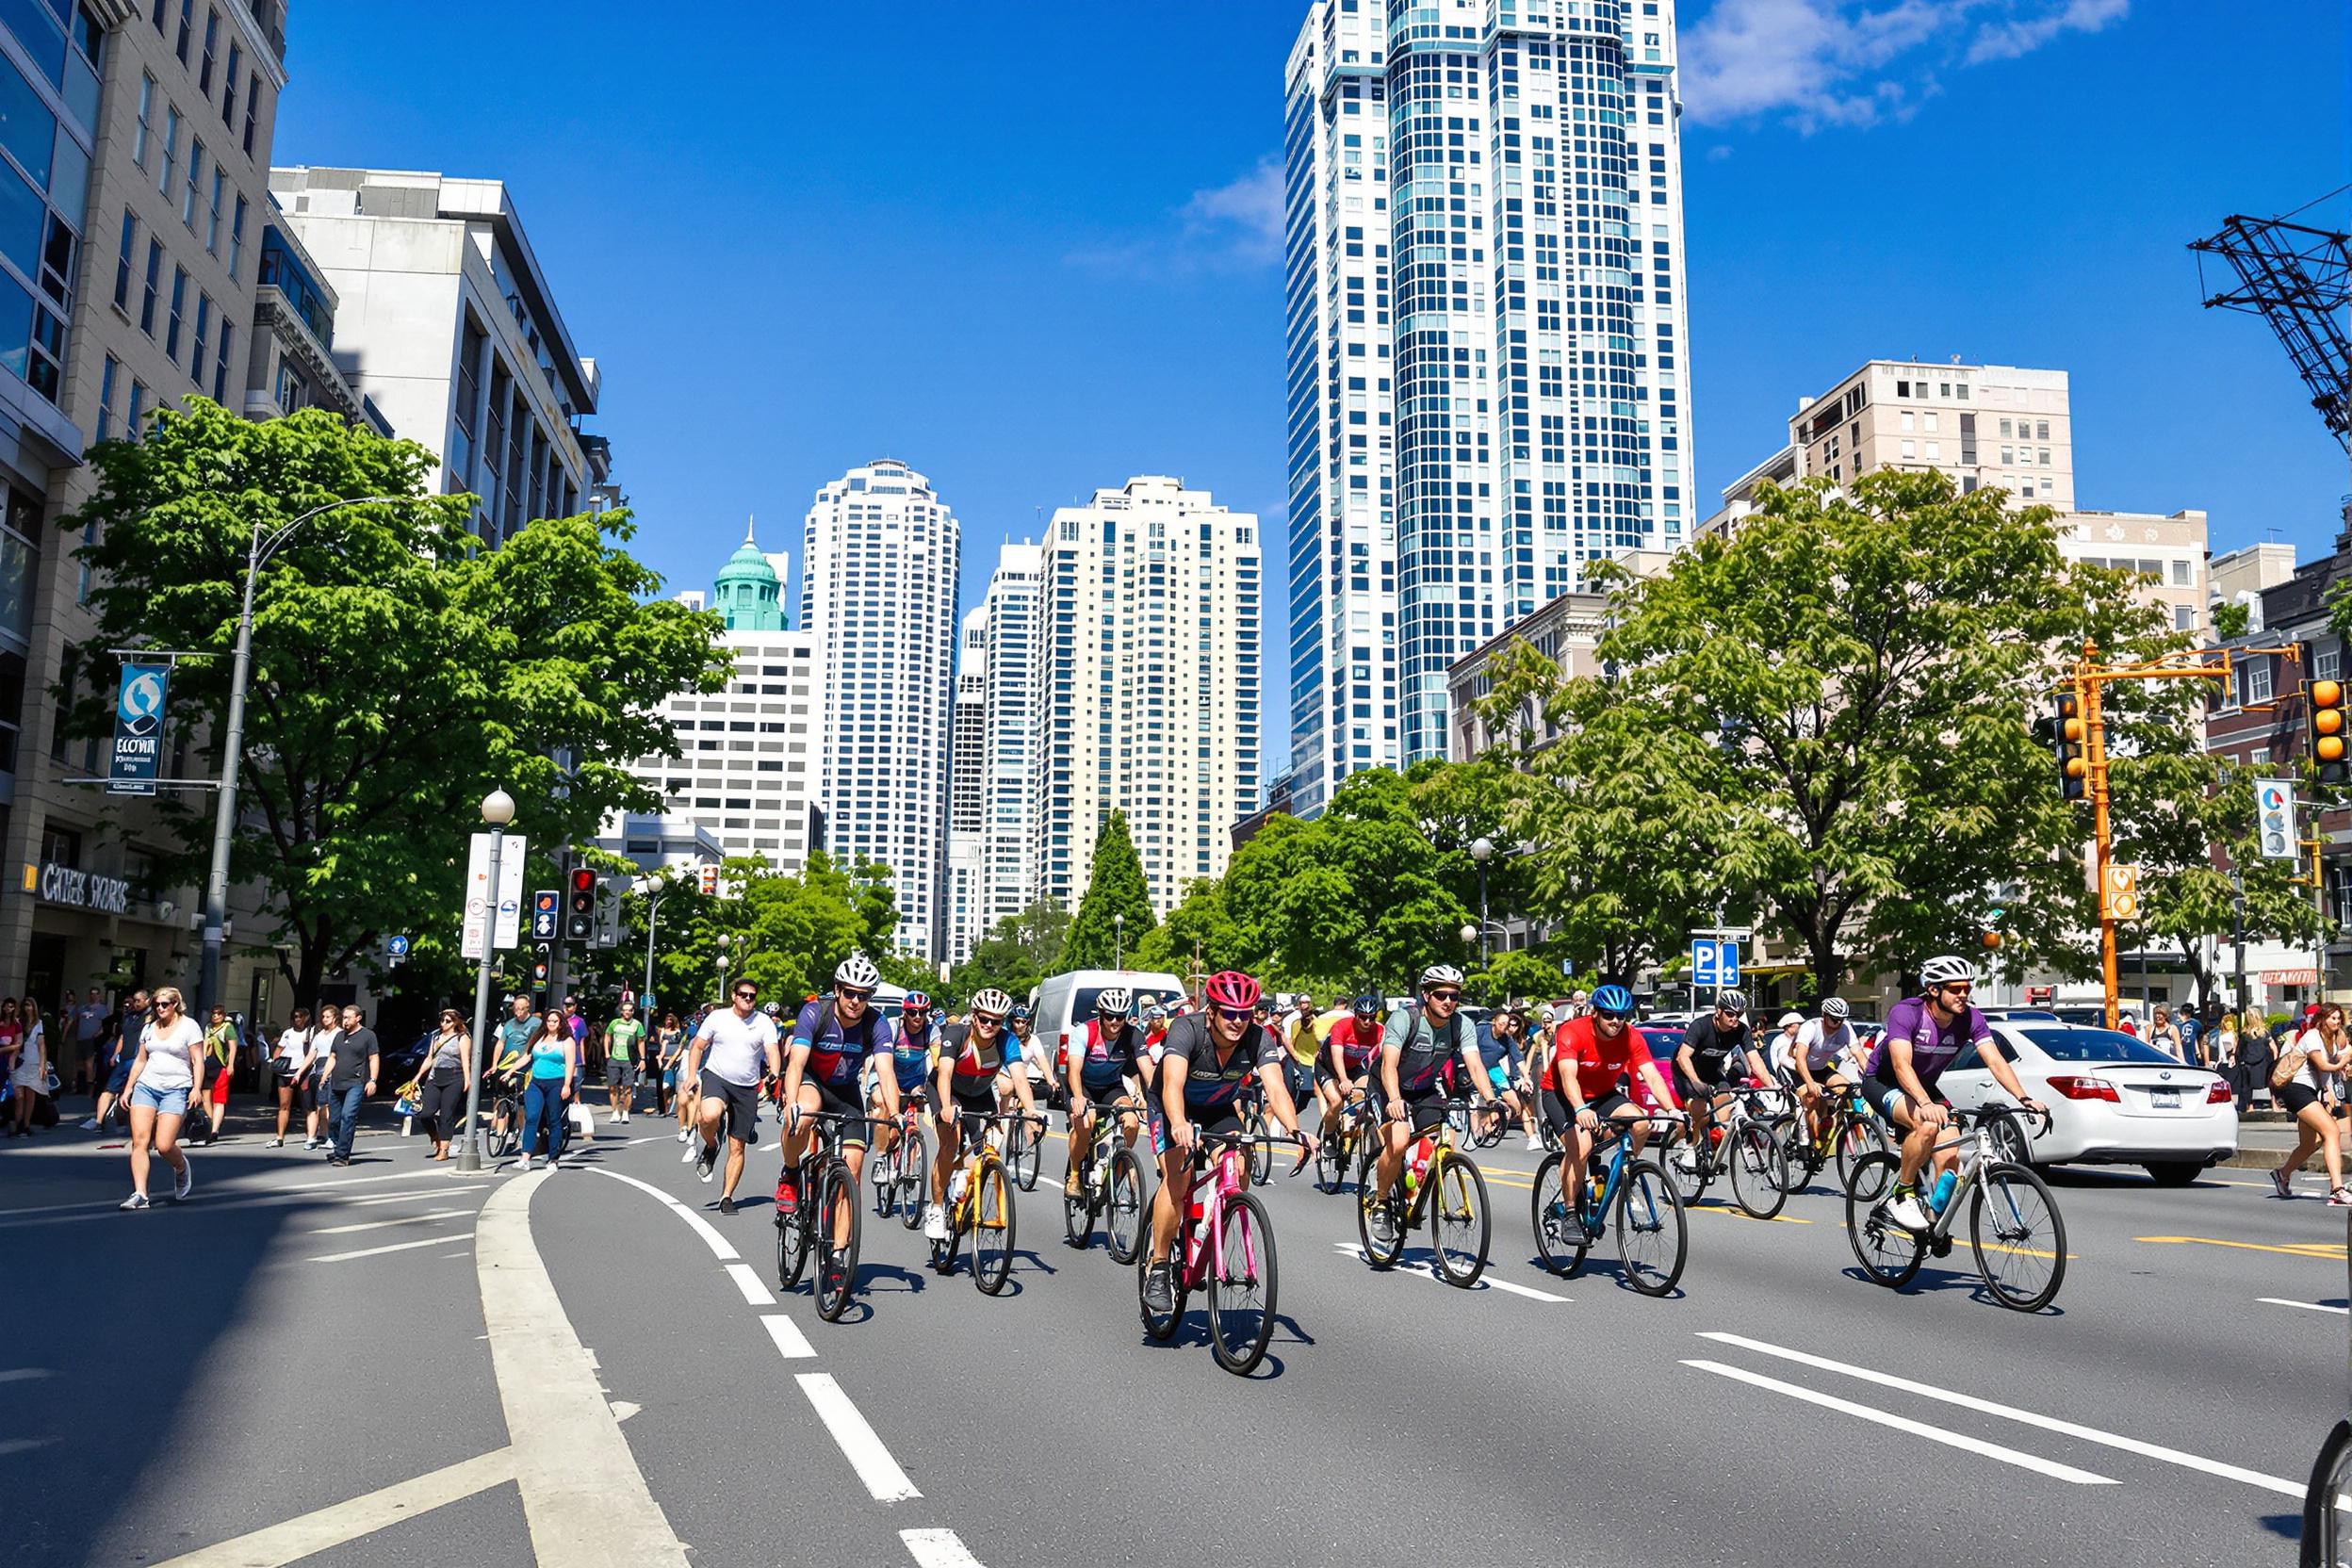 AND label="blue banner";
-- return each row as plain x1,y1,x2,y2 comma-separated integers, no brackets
106,662,168,795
